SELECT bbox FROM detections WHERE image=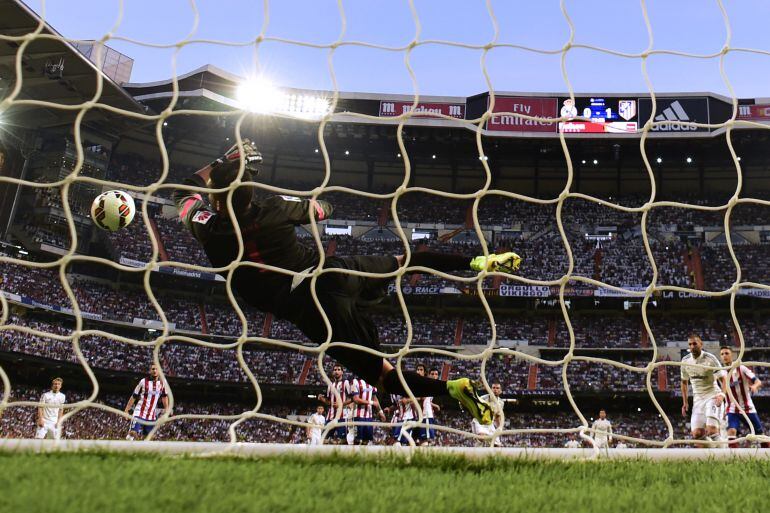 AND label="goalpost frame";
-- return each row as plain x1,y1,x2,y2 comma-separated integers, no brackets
2,439,770,461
